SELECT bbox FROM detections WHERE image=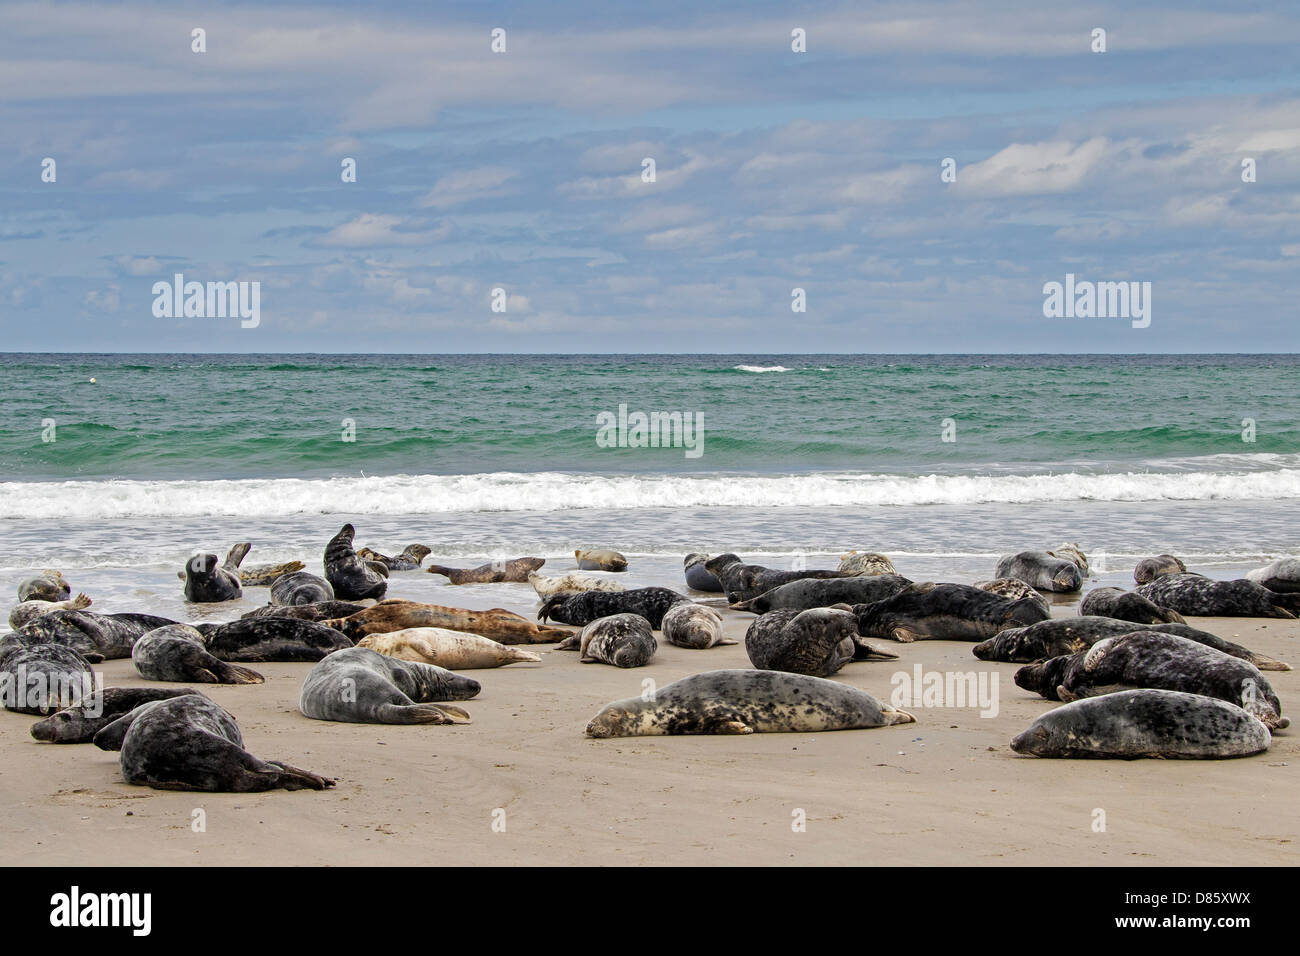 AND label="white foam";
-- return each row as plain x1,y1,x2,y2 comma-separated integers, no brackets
733,365,789,373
